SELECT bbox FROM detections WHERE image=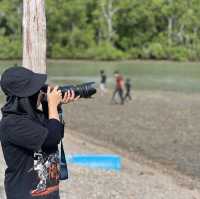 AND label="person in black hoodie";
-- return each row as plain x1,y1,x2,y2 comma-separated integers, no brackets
0,66,78,199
